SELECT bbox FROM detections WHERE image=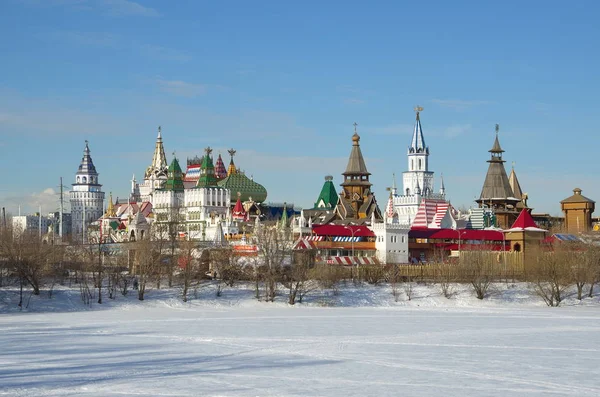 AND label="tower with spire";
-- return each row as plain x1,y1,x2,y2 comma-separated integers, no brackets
334,123,382,222
69,140,105,243
392,107,447,226
139,126,169,202
476,124,521,228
